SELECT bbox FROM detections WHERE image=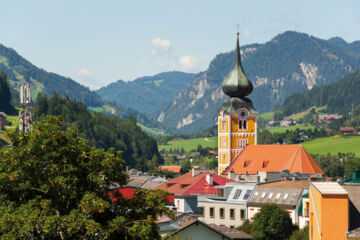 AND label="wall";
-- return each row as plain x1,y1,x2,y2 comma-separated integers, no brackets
198,201,247,228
